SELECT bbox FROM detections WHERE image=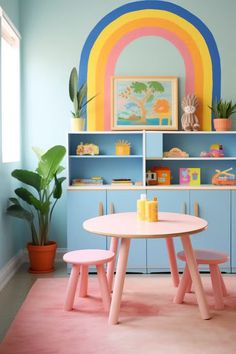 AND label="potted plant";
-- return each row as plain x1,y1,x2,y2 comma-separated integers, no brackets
69,67,97,131
209,99,236,131
6,145,66,273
